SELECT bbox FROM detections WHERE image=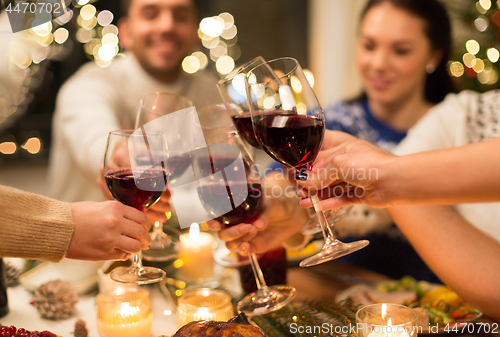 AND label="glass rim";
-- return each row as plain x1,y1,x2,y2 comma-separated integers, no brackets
356,303,418,326
177,288,232,311
218,56,266,85
246,56,300,86
96,286,149,305
108,129,163,137
139,92,194,116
